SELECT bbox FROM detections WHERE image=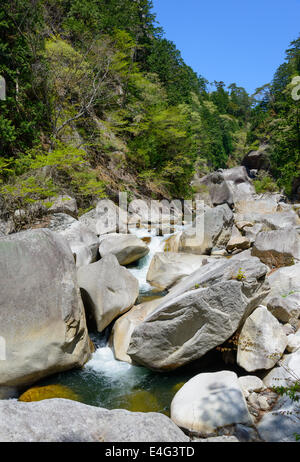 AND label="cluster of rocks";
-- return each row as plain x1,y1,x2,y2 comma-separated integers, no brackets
0,165,299,442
